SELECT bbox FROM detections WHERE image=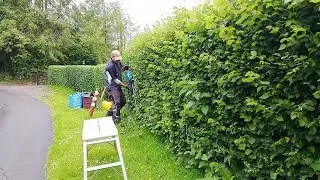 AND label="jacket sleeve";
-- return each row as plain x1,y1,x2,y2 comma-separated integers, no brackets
106,64,122,84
